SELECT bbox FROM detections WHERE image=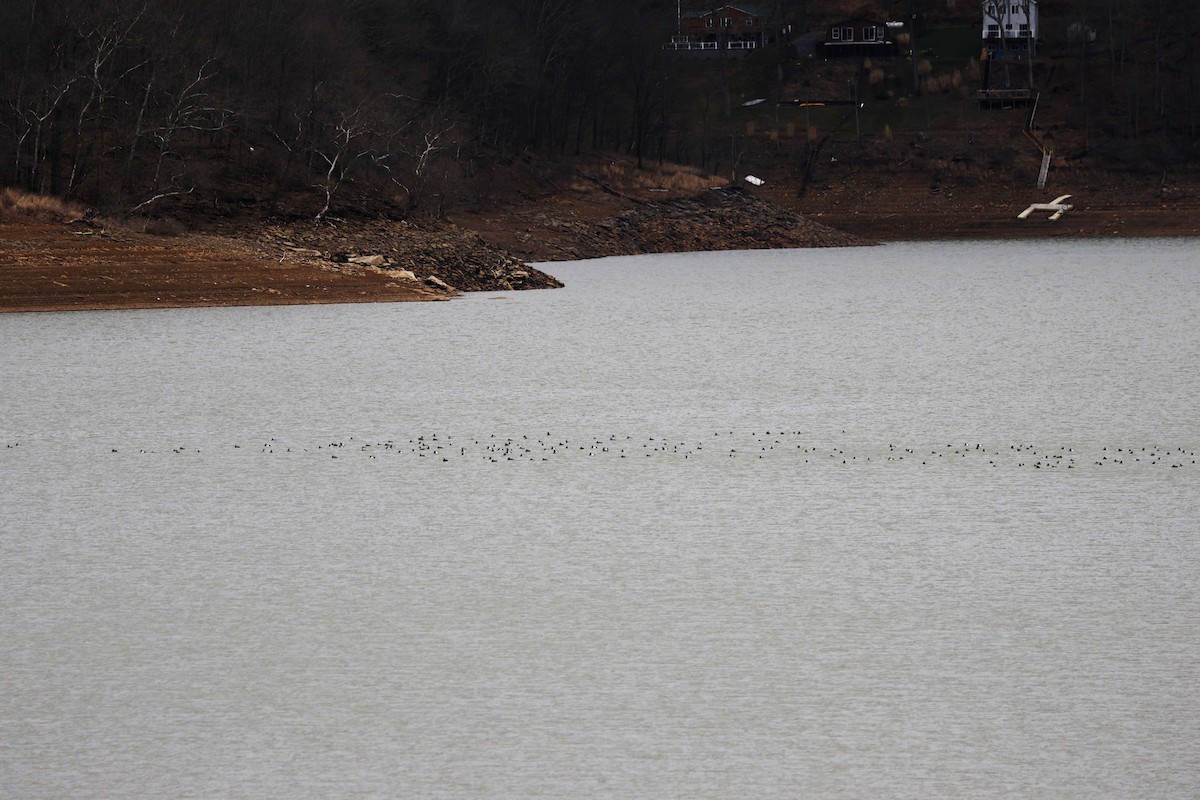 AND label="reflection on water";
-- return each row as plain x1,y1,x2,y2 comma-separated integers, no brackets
2,239,1198,799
